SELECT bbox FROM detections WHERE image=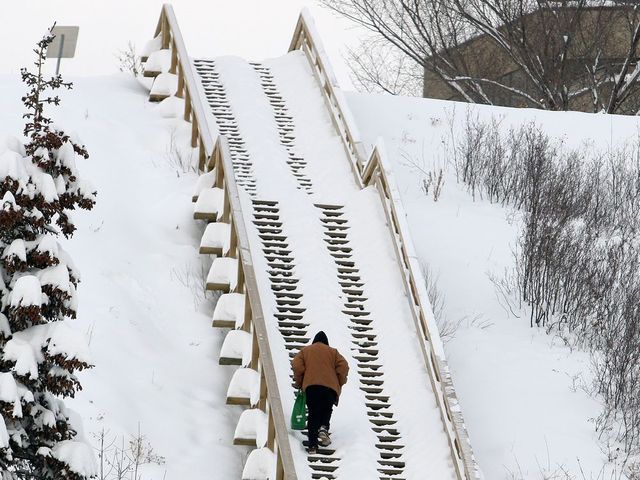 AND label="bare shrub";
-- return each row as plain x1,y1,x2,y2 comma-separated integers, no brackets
454,114,640,461
116,41,143,77
421,168,445,201
420,263,461,343
166,127,196,175
93,425,165,480
170,261,212,310
345,38,423,96
401,146,445,201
